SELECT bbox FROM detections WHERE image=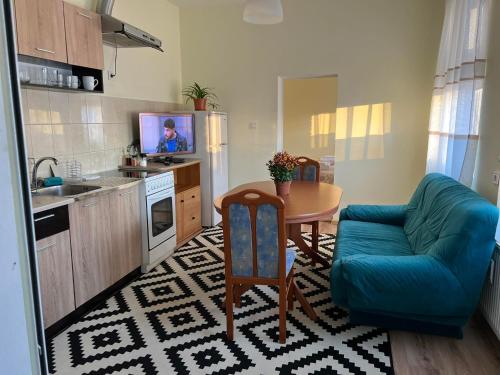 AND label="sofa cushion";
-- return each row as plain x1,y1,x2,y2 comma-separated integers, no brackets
336,220,413,258
331,220,412,306
404,173,496,255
